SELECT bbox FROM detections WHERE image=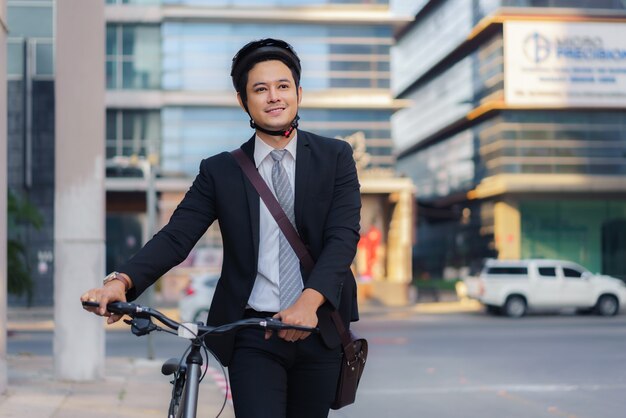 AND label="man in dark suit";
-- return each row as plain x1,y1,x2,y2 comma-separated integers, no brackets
81,38,361,418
